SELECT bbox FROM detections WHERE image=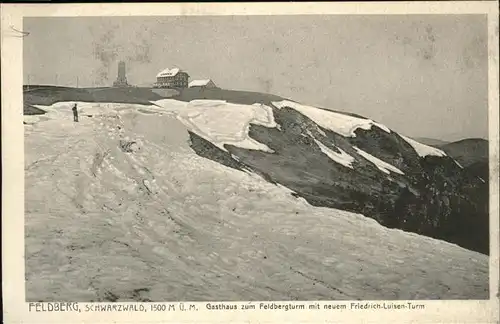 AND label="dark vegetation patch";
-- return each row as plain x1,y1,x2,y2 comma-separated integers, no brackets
23,86,166,115
24,103,47,115
173,88,285,105
187,132,245,172
465,161,489,181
